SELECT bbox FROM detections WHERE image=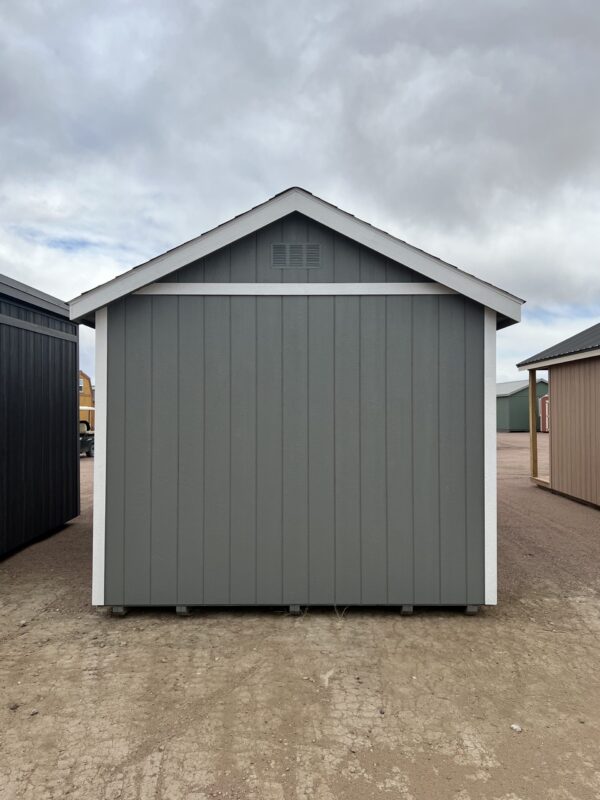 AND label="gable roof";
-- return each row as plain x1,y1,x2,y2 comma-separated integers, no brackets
496,378,547,397
0,273,68,318
69,187,523,326
518,321,600,370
